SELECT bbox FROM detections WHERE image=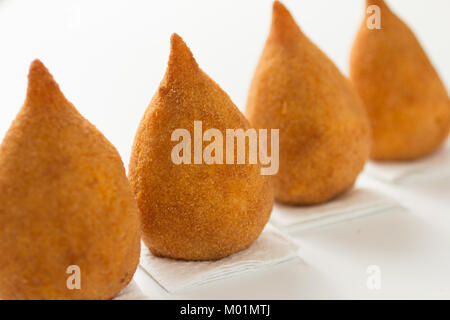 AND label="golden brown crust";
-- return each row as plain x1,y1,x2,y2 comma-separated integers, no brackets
350,0,450,160
246,1,371,205
0,60,141,300
129,34,273,261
